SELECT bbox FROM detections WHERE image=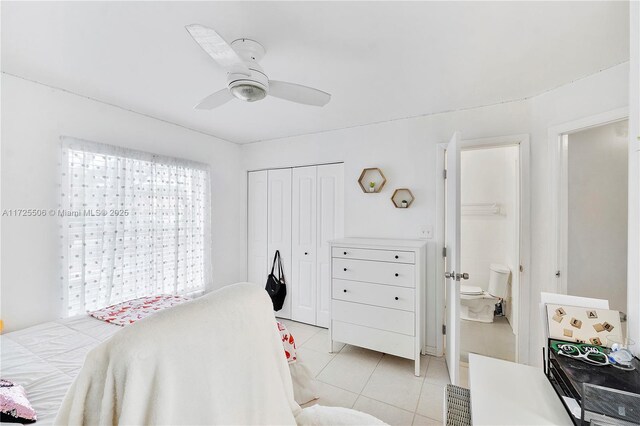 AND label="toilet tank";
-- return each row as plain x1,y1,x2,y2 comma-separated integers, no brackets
488,264,510,298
